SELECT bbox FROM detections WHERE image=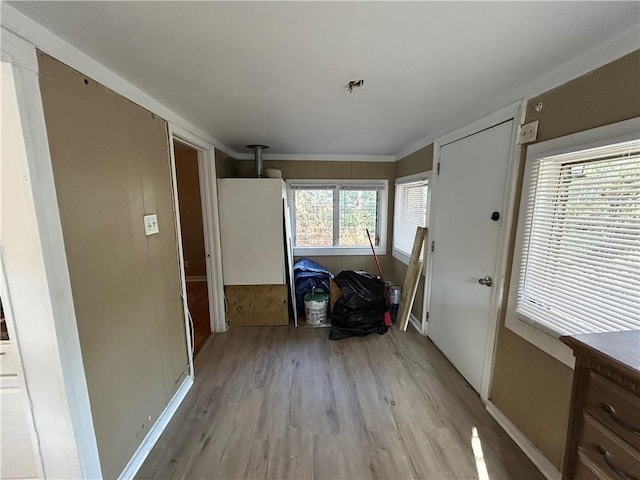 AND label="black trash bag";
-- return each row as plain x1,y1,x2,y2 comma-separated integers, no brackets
329,270,389,340
293,258,333,315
